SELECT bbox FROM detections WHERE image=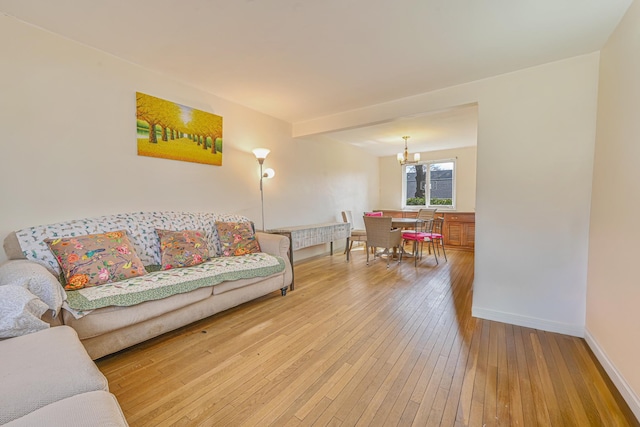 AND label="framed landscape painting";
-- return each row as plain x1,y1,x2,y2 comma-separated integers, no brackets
136,92,223,166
